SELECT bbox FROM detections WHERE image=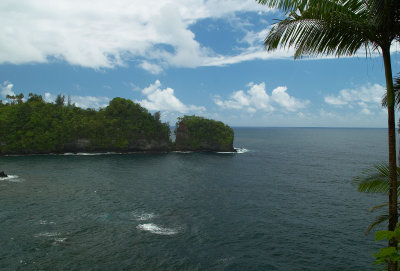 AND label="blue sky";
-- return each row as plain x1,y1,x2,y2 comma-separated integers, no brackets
0,0,399,127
